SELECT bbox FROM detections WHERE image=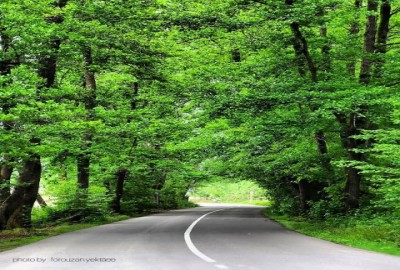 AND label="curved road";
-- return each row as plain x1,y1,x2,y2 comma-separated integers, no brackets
0,204,399,270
